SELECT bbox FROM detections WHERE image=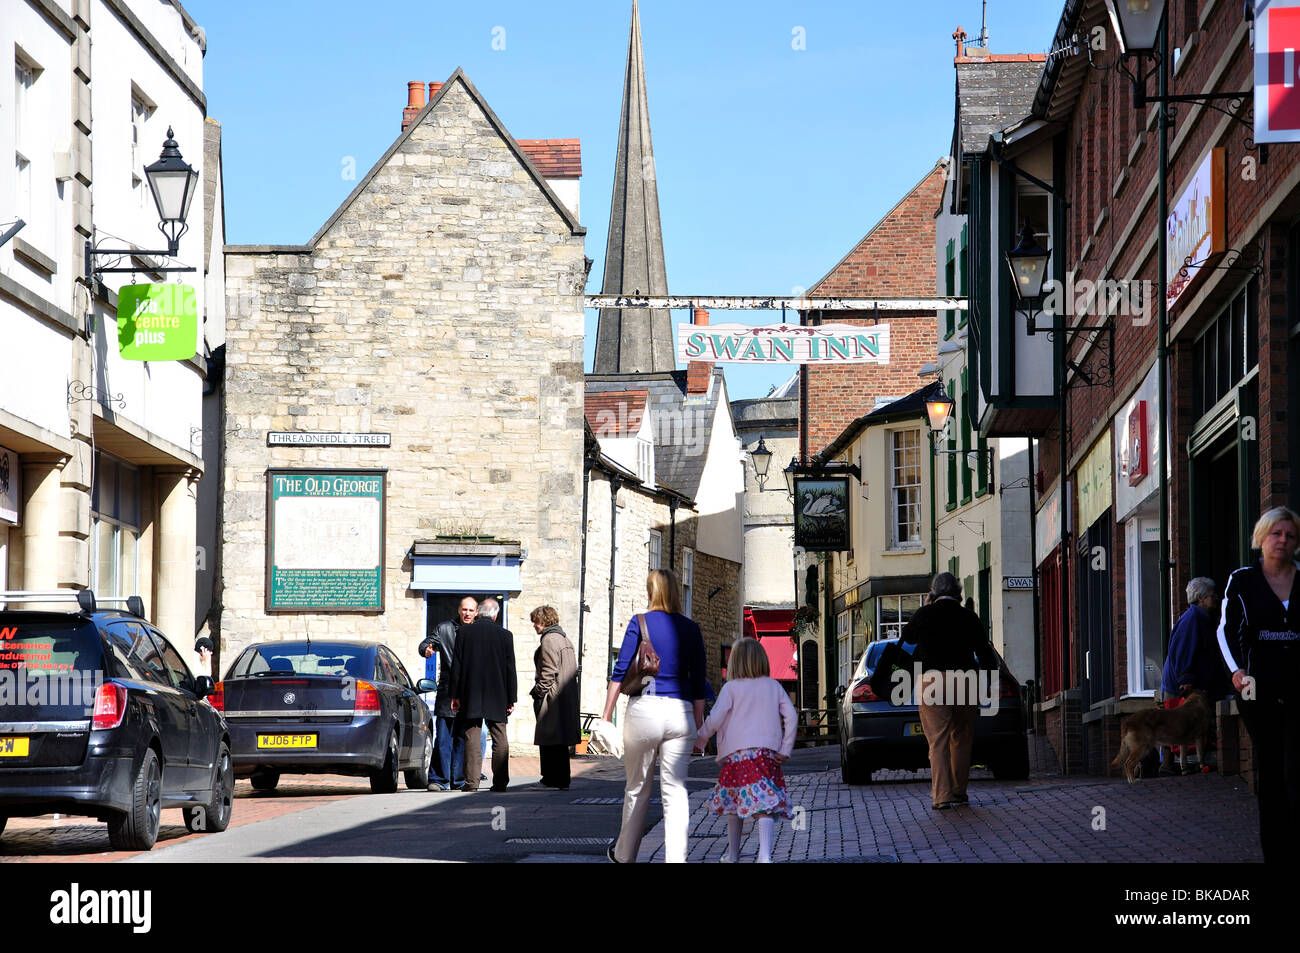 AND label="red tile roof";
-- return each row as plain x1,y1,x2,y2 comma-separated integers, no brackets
517,138,582,179
585,390,648,439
